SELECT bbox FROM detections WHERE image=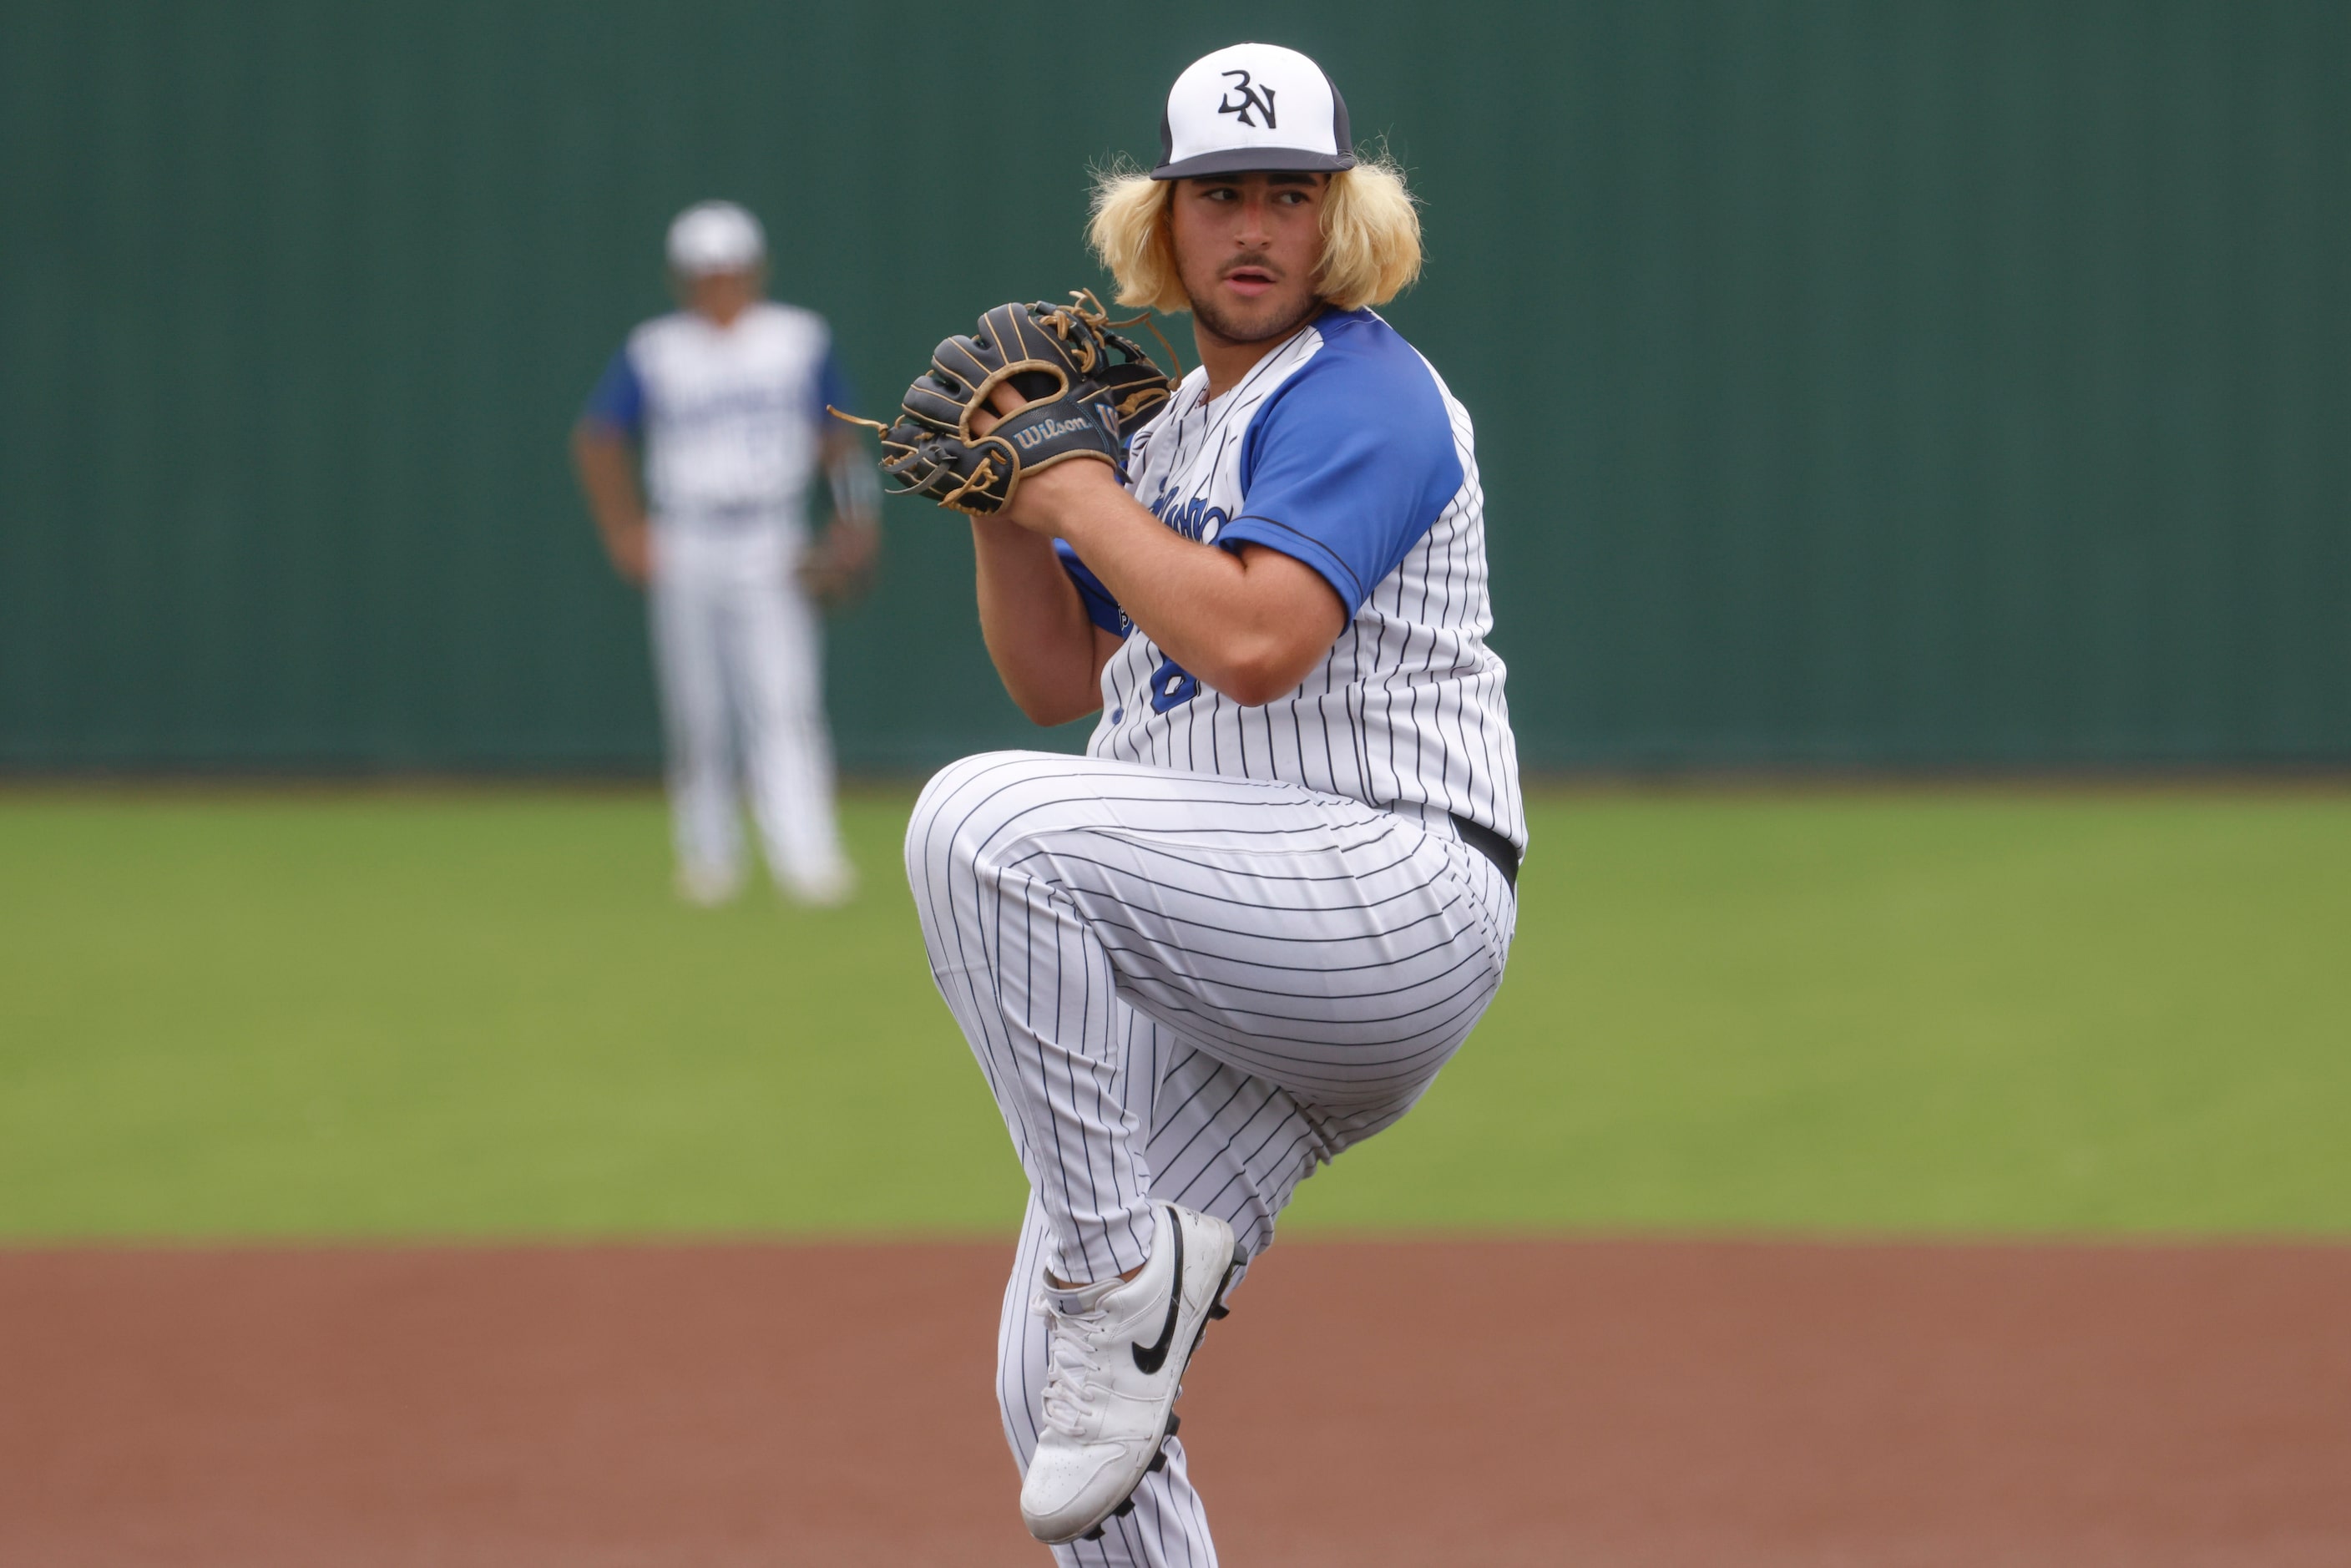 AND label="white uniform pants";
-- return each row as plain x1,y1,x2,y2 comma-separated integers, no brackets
906,751,1516,1567
648,524,849,898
